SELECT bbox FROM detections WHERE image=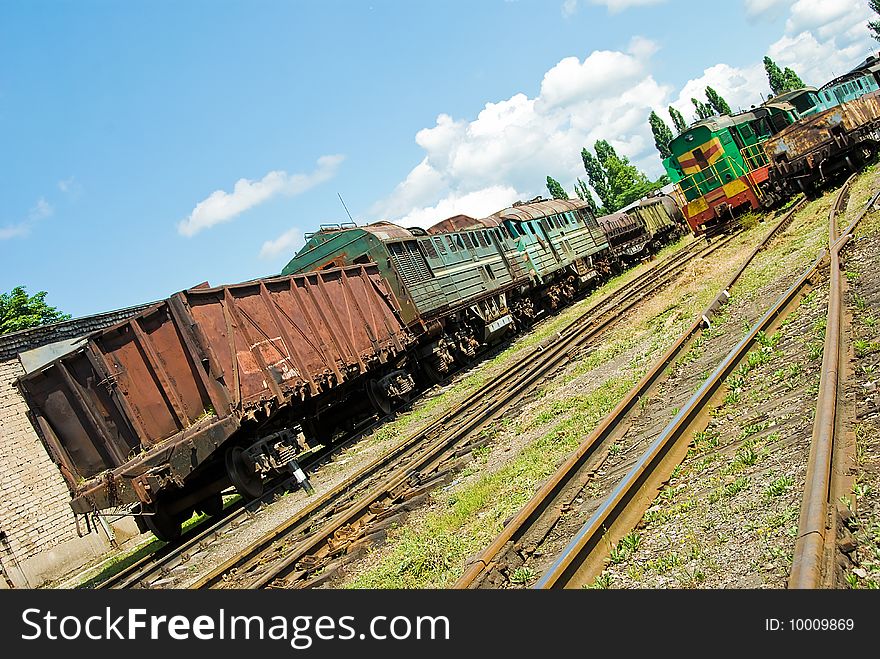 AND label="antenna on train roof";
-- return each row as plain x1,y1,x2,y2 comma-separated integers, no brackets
337,192,355,225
